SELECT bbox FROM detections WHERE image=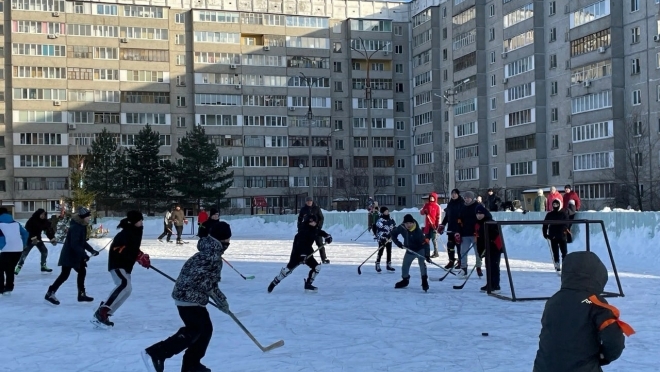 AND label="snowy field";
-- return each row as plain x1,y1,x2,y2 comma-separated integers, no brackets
0,218,657,372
